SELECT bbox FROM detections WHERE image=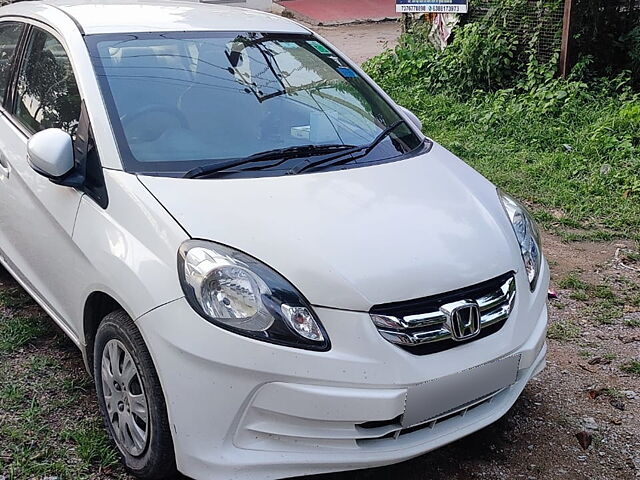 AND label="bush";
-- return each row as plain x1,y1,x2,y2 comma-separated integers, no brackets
624,26,640,89
365,22,518,96
363,26,640,236
572,0,640,89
